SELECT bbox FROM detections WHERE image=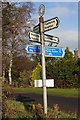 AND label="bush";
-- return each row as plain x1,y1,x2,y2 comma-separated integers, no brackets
2,99,78,119
2,100,33,119
32,103,44,119
2,82,14,98
47,104,77,119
